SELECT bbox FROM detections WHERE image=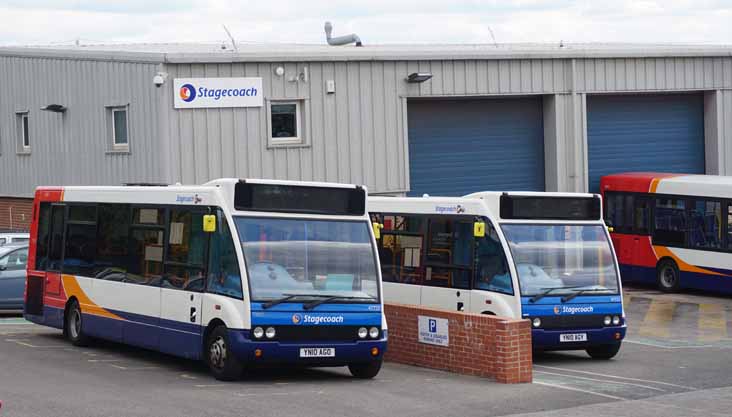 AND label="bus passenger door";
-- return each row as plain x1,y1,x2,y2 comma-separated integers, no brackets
419,219,473,312
470,223,519,317
158,207,208,359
